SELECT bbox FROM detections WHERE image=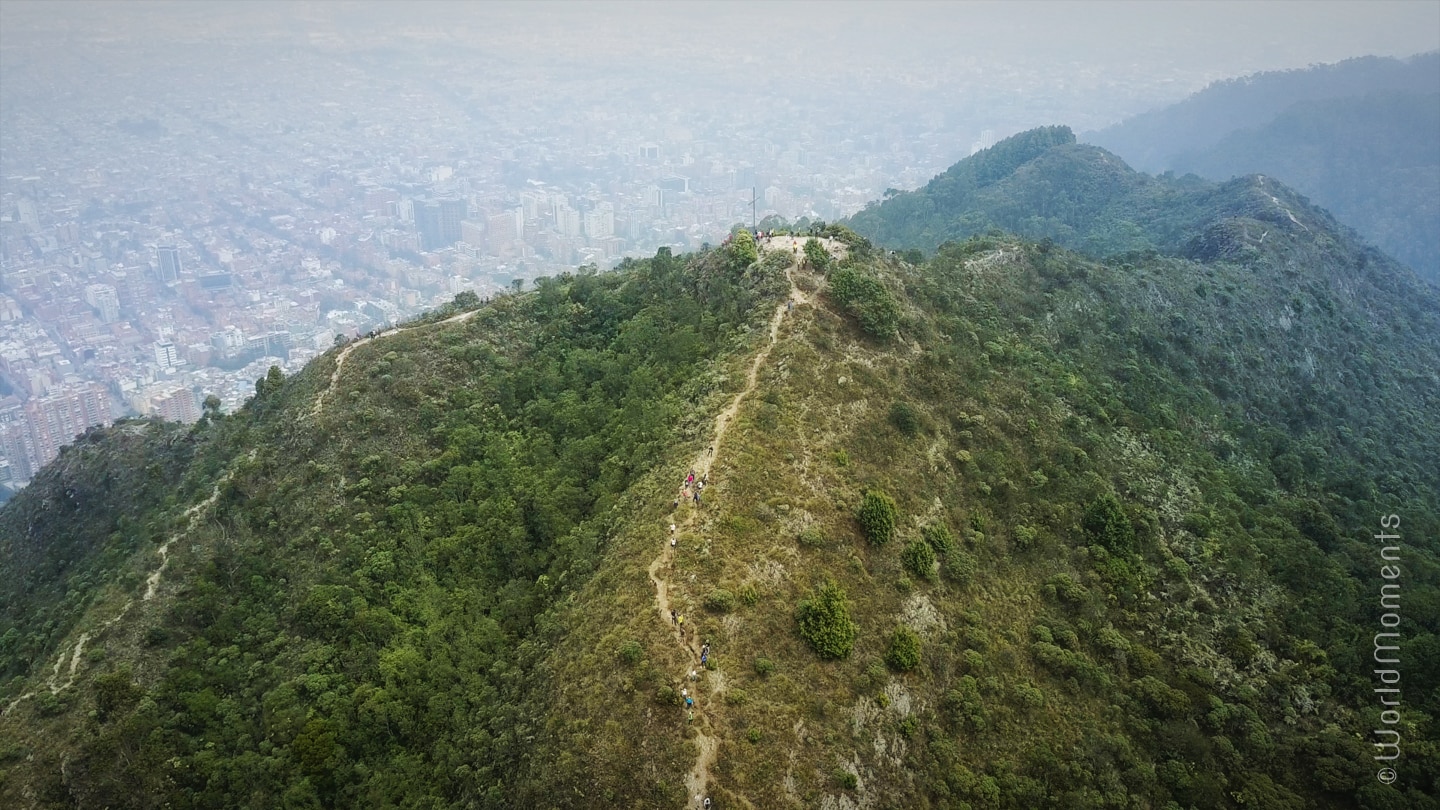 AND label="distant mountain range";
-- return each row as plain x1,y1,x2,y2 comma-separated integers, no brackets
1086,52,1440,283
